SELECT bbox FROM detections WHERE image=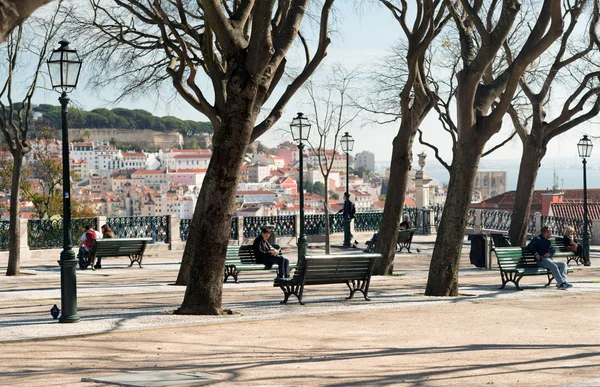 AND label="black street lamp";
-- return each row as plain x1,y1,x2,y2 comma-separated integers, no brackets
340,132,354,247
291,112,311,261
47,40,82,323
578,135,593,266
